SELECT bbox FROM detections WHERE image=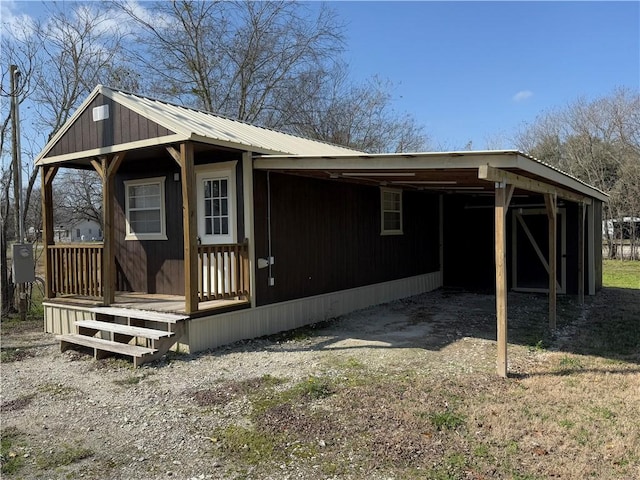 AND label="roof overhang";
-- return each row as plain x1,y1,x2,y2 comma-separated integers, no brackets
253,150,608,203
